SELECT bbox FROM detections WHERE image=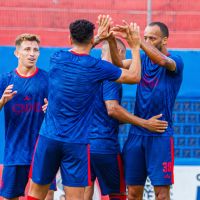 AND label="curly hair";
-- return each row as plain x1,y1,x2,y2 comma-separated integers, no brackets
69,19,95,44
